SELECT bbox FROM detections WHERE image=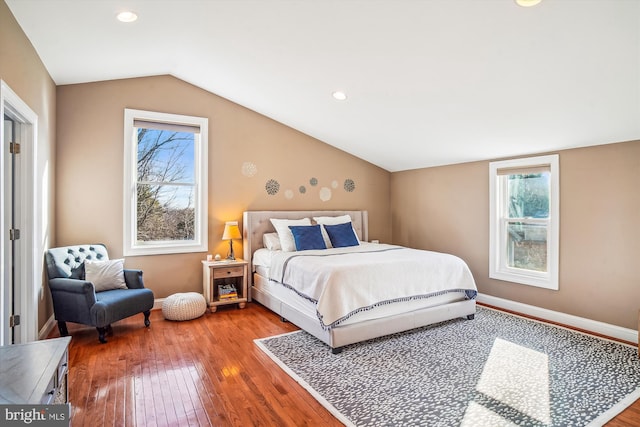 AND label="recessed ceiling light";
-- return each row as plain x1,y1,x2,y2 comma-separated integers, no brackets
515,0,542,7
117,11,138,23
332,91,348,101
